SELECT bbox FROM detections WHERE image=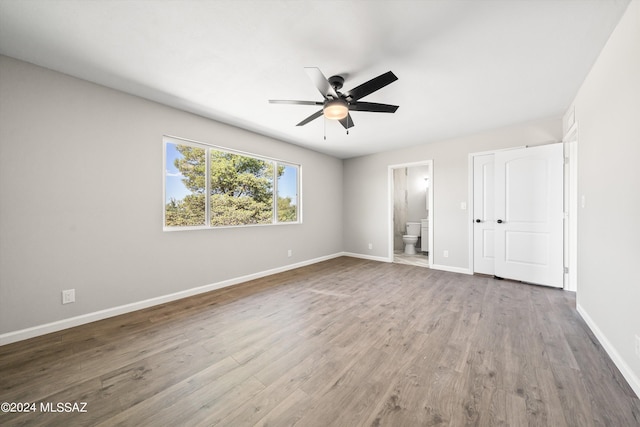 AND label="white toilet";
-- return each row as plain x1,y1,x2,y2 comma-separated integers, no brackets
402,222,421,255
